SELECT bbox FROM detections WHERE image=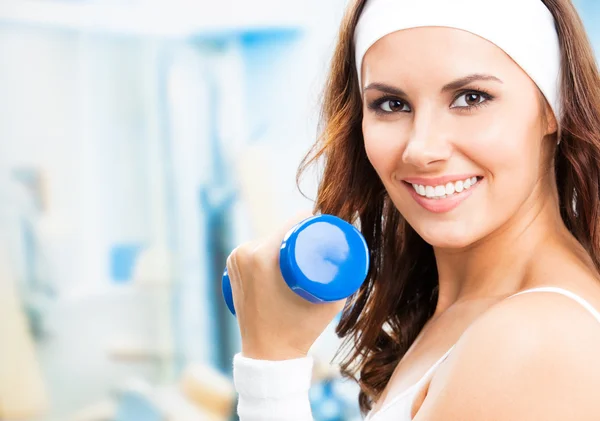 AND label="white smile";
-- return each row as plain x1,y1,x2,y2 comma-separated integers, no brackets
410,176,482,200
